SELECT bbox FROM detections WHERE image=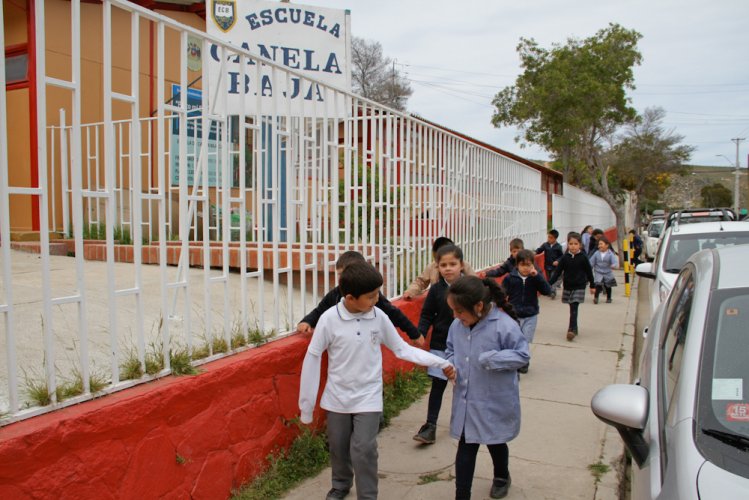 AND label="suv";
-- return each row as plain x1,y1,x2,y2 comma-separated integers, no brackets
591,246,749,499
636,220,749,312
663,208,736,231
642,218,665,261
